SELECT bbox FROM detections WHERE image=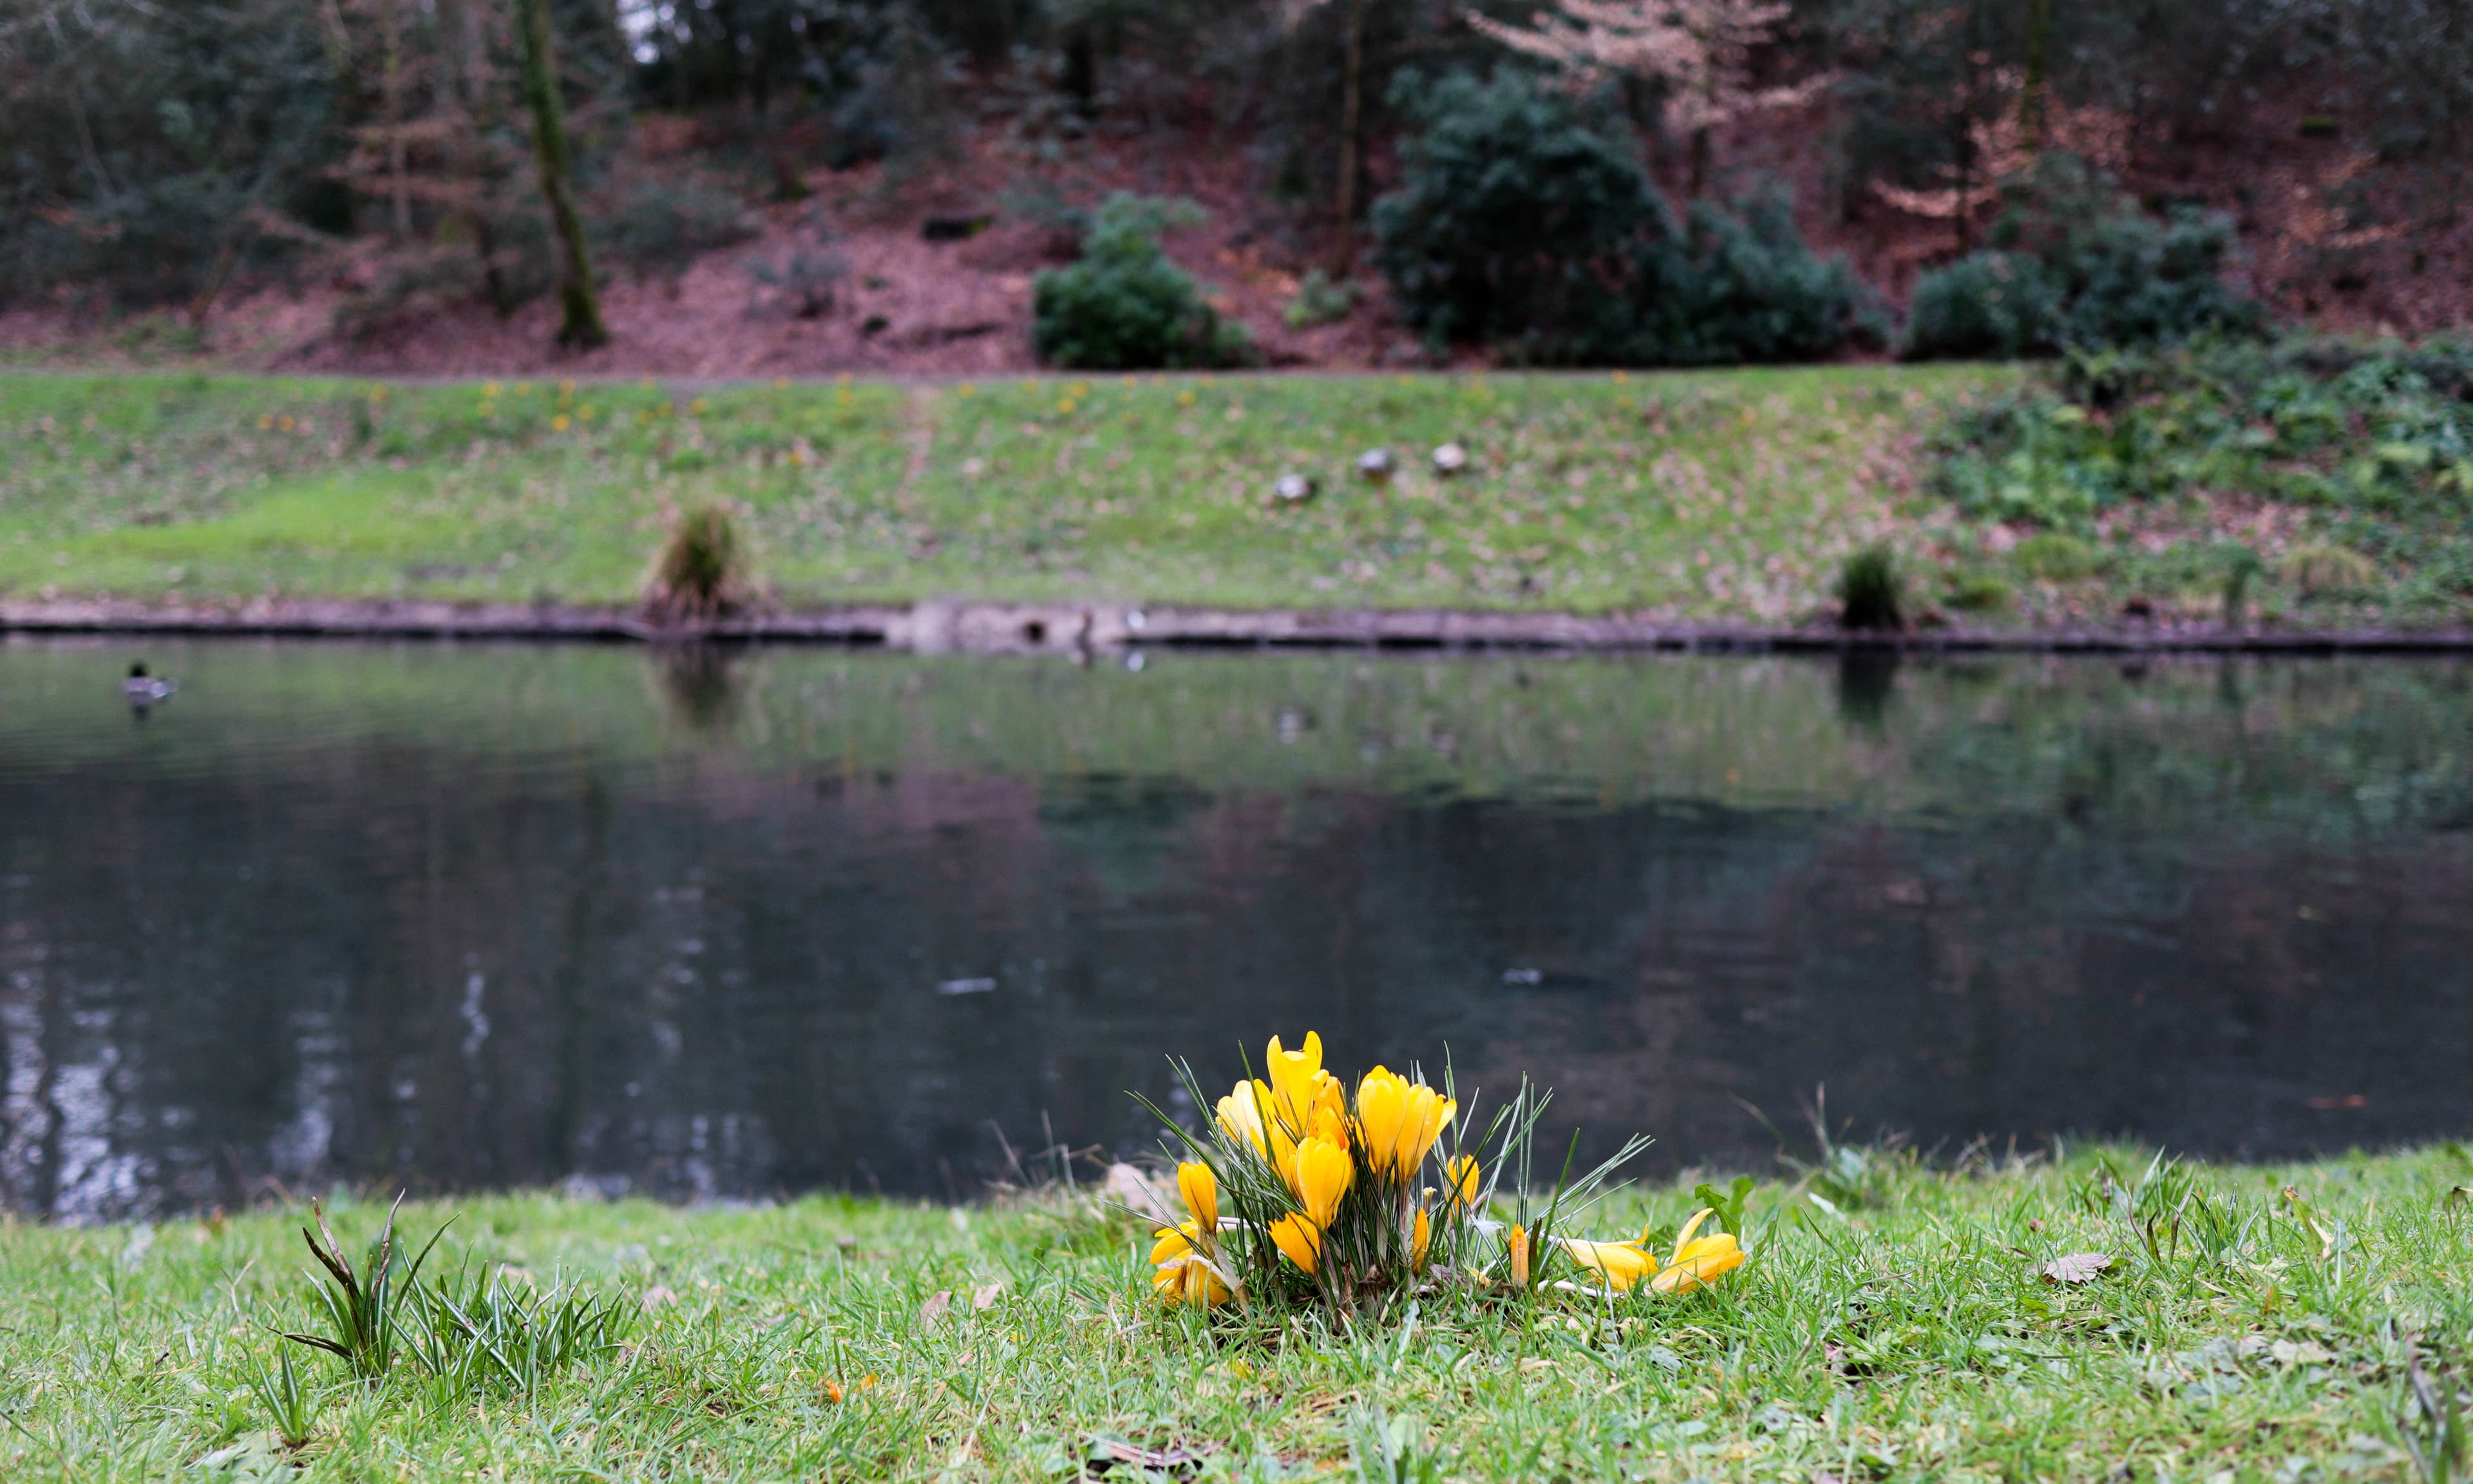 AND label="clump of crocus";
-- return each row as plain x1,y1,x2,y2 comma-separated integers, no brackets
1137,1032,1697,1319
